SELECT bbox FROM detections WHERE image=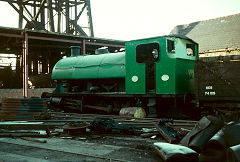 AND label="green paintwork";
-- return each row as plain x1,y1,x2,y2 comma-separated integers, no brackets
125,39,152,94
52,35,198,96
125,36,198,94
51,52,125,80
168,37,198,94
